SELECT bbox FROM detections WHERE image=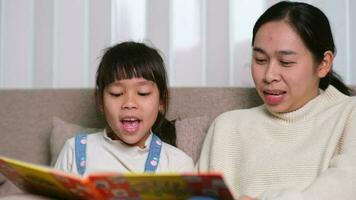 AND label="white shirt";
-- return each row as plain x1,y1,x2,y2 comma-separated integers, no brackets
55,130,194,175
